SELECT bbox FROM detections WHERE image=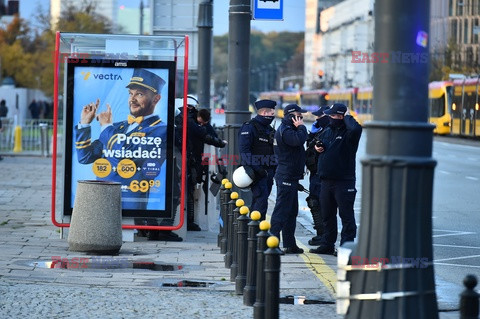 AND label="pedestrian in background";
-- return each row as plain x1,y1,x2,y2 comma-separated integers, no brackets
238,99,277,220
304,105,330,246
270,104,308,254
309,103,362,255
